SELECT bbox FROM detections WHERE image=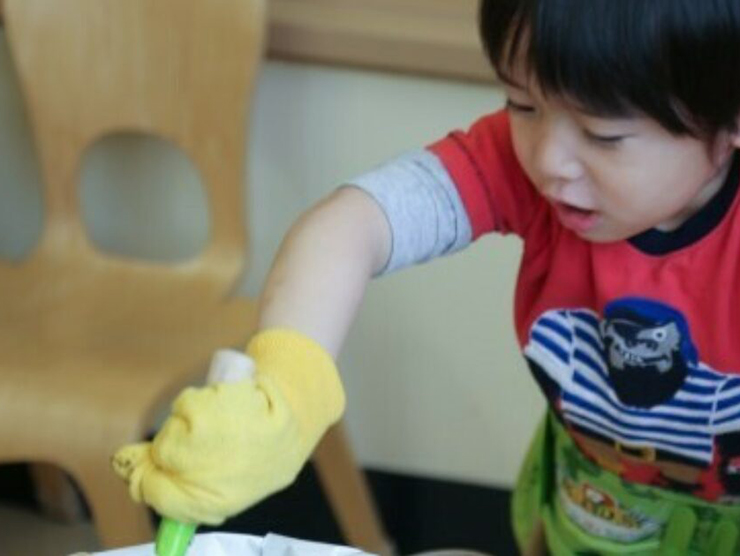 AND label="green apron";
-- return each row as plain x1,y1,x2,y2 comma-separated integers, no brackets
512,413,740,555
